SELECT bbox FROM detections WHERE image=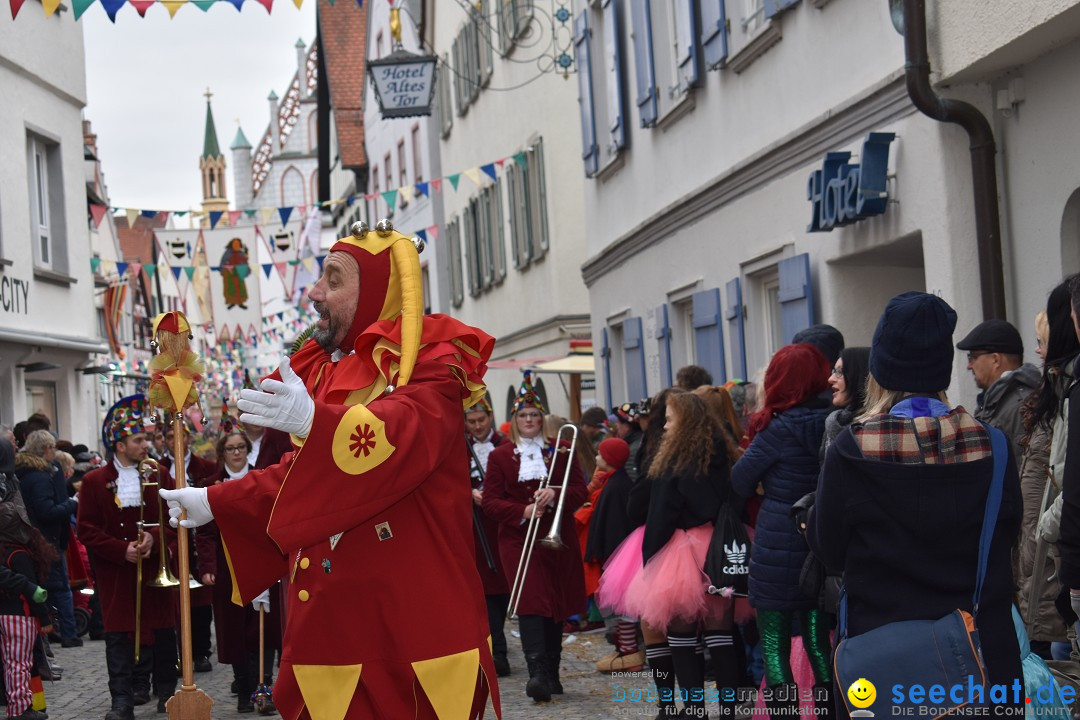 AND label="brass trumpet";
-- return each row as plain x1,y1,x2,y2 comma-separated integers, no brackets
507,424,578,619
